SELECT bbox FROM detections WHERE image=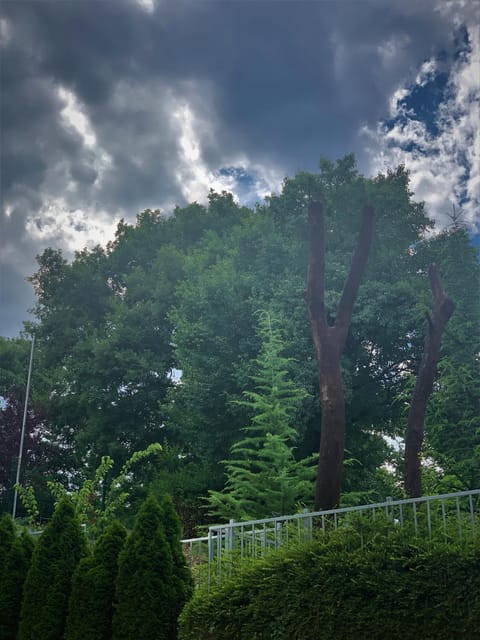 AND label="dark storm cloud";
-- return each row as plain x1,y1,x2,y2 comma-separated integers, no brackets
0,0,468,335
